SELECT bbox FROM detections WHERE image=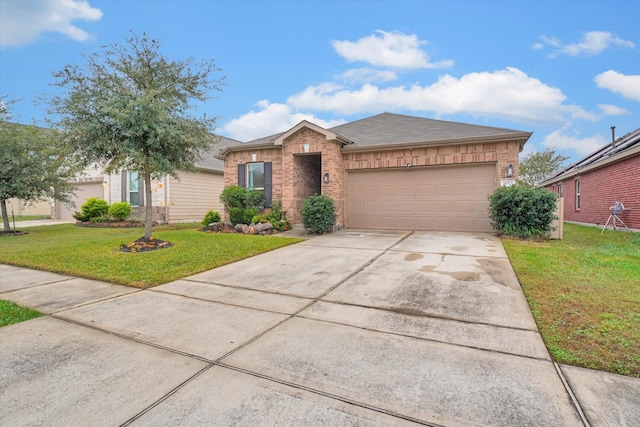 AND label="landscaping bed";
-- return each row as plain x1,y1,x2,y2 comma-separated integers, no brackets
0,223,302,288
